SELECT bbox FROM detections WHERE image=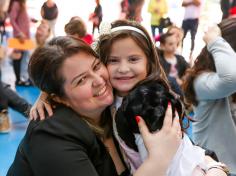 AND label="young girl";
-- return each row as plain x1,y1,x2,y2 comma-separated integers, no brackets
95,20,229,175
64,16,94,45
30,20,229,176
158,32,189,86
